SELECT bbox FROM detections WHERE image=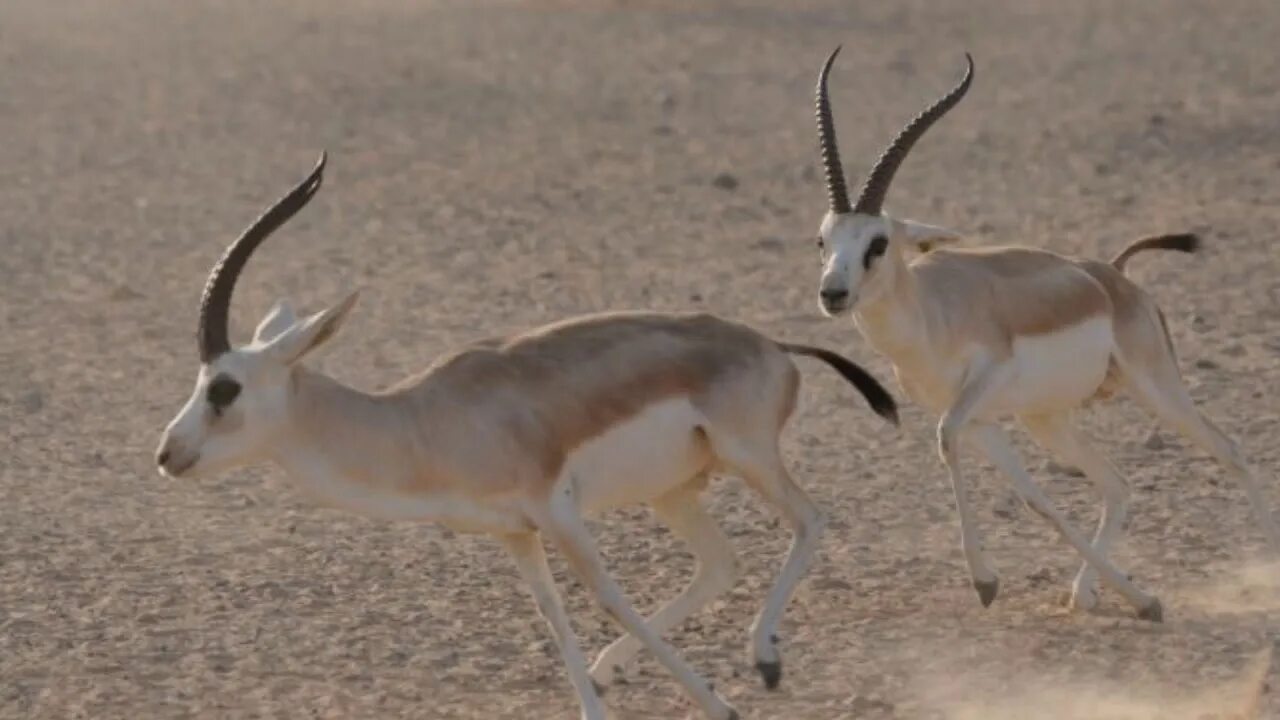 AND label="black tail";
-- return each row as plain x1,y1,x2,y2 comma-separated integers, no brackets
1110,233,1200,274
780,343,899,426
